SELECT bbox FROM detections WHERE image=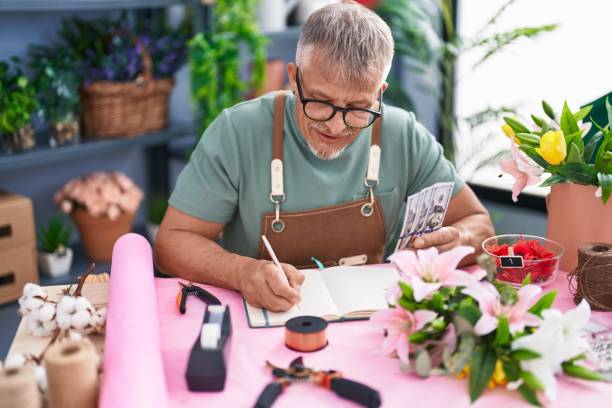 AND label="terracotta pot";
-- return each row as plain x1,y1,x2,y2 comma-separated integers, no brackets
546,183,612,272
71,209,136,262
